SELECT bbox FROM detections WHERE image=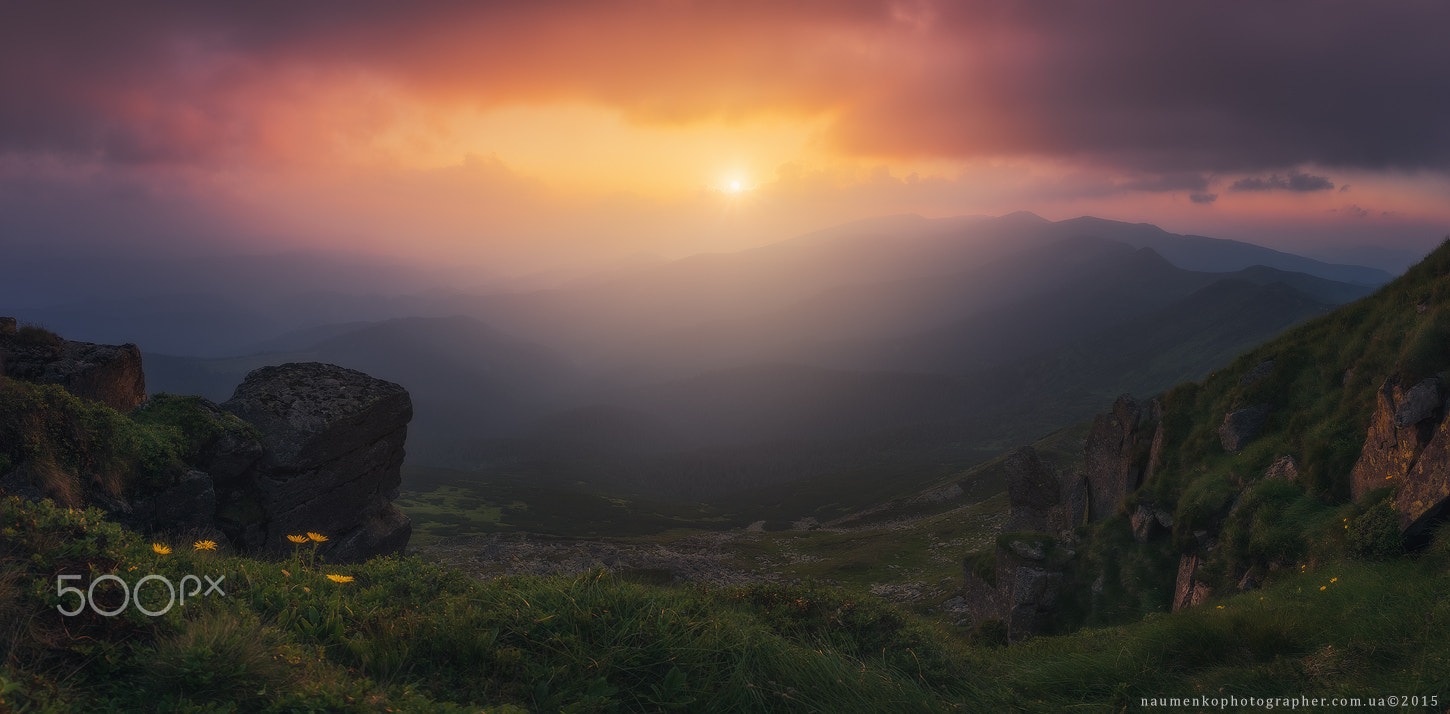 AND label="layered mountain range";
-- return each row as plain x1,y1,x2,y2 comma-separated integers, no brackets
102,213,1394,500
